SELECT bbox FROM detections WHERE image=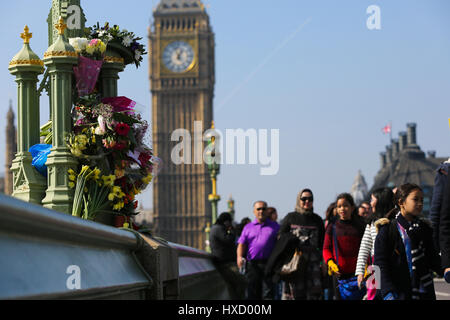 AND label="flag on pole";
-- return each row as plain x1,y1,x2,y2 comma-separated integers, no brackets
382,123,391,134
